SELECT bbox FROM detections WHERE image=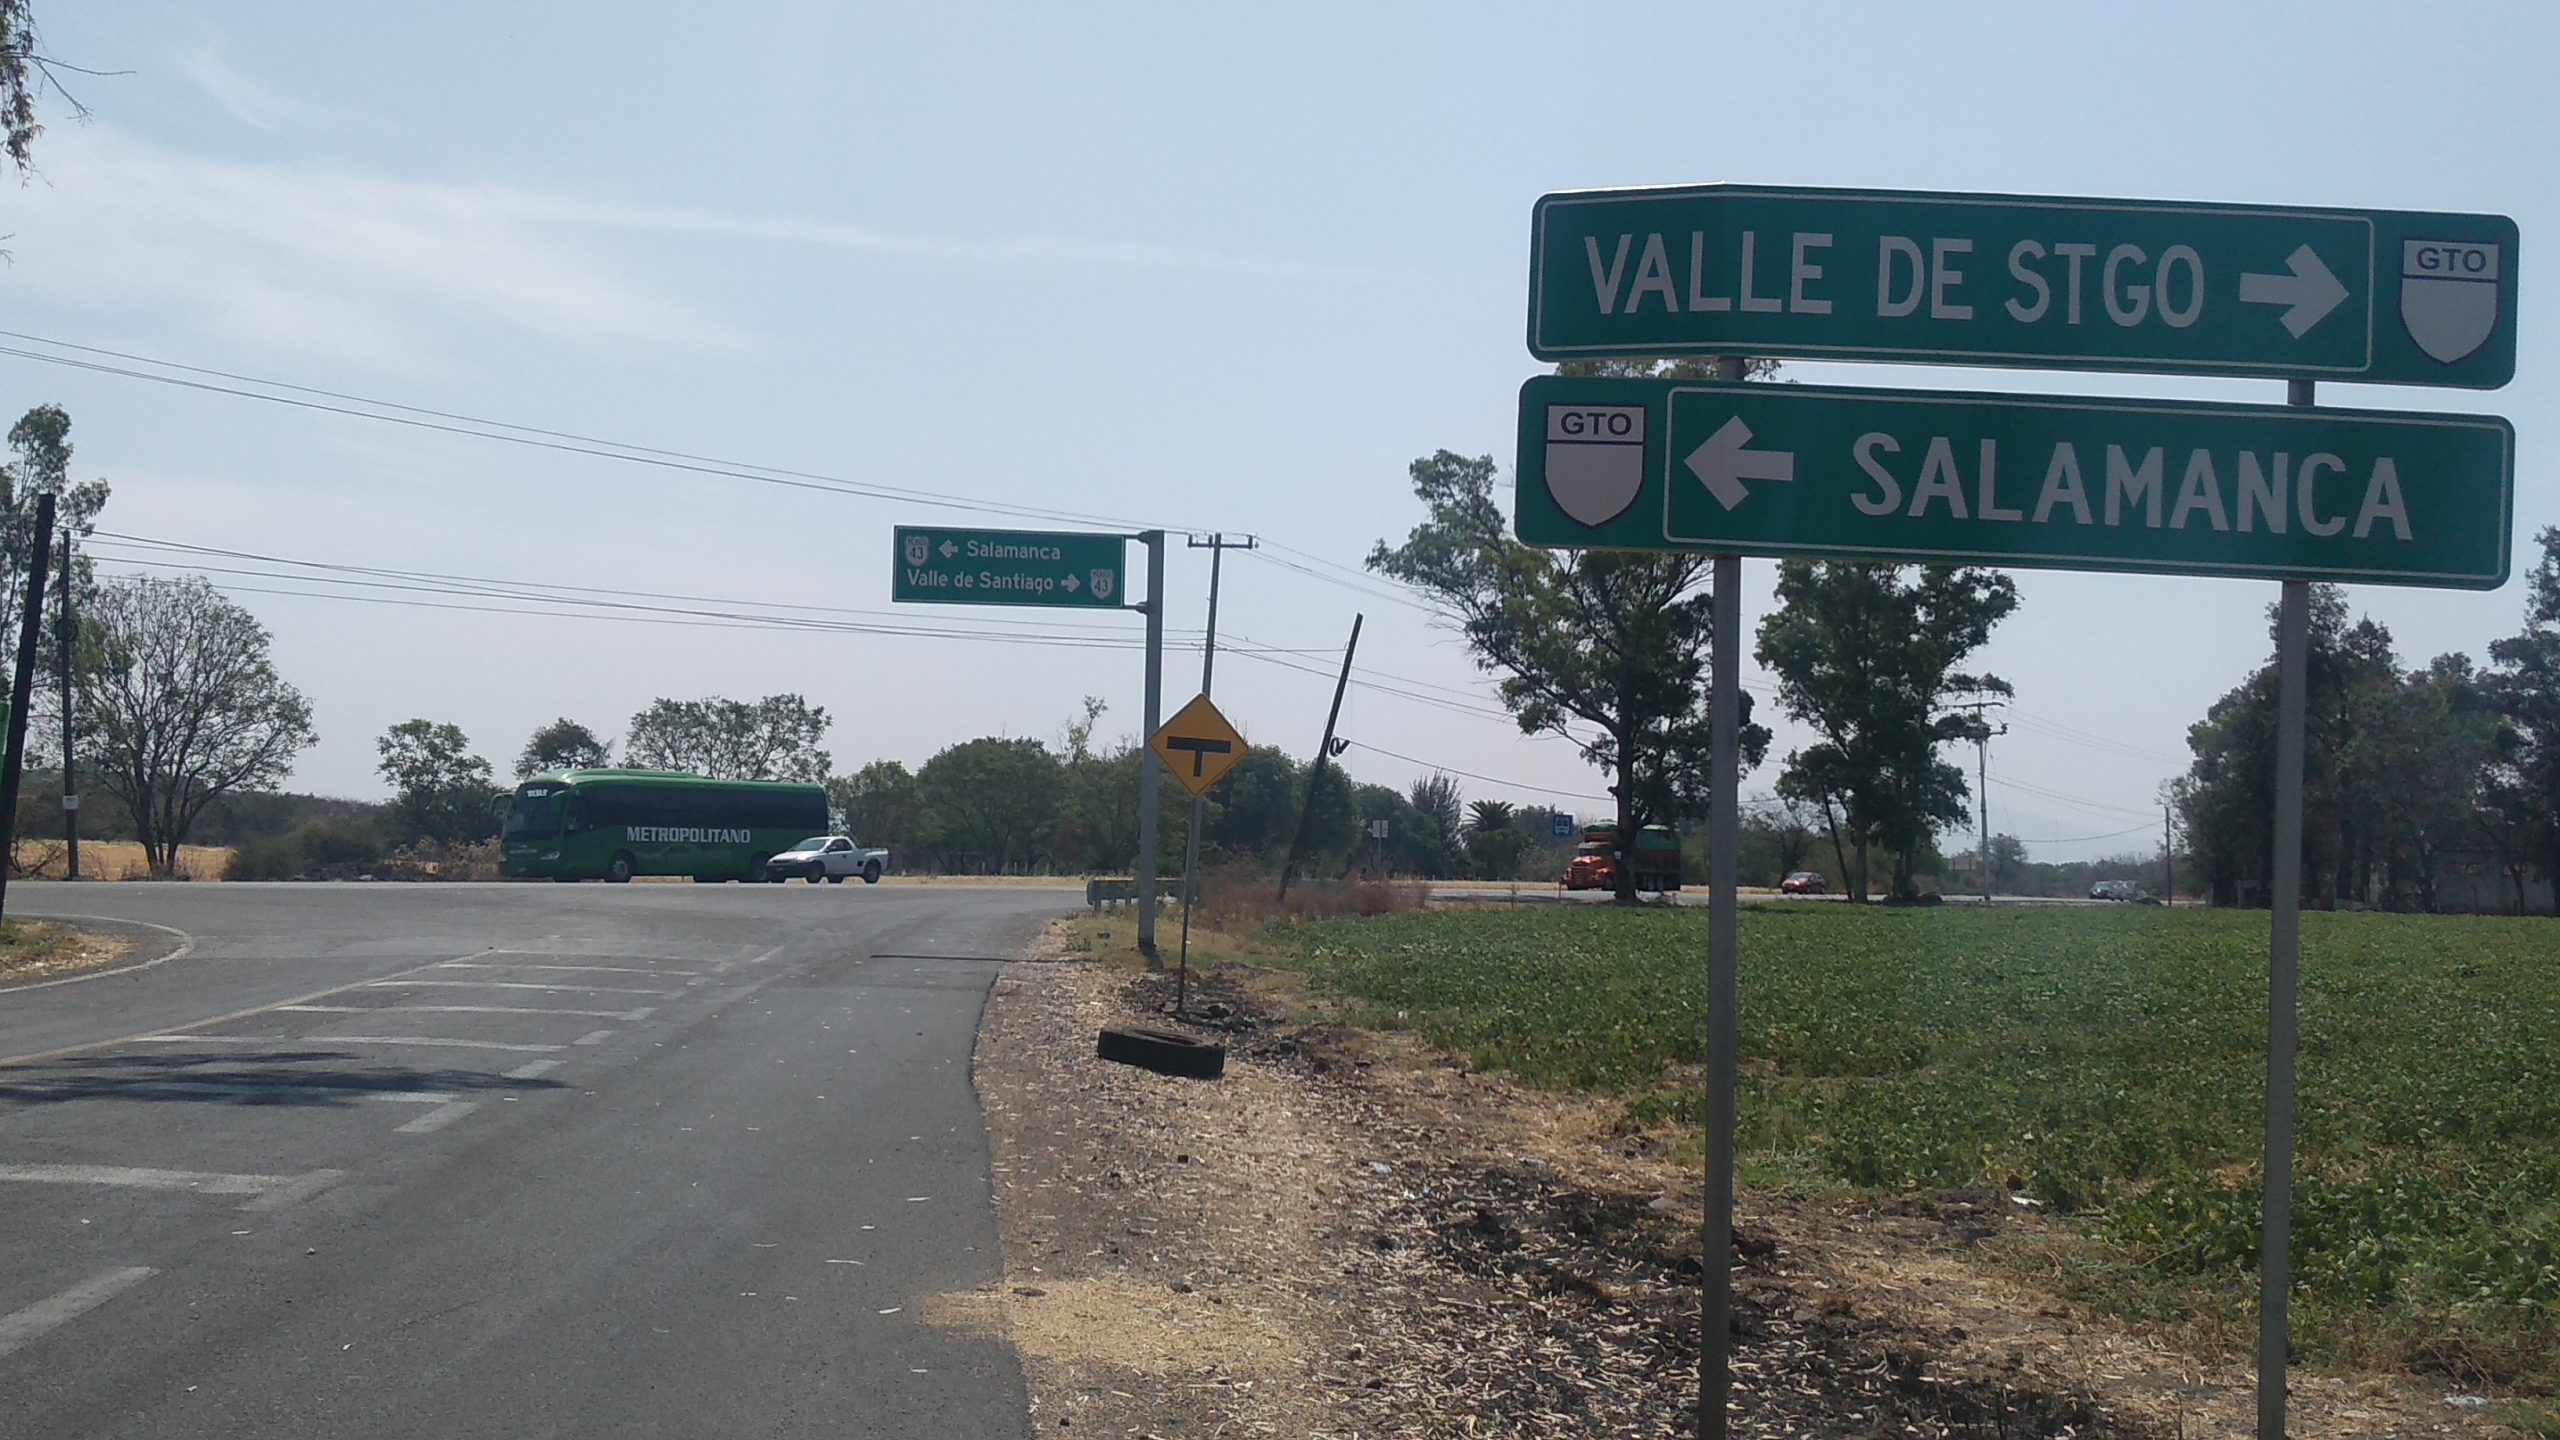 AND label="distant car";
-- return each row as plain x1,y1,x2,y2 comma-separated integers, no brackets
1780,871,1829,895
762,835,889,885
2089,879,2142,902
